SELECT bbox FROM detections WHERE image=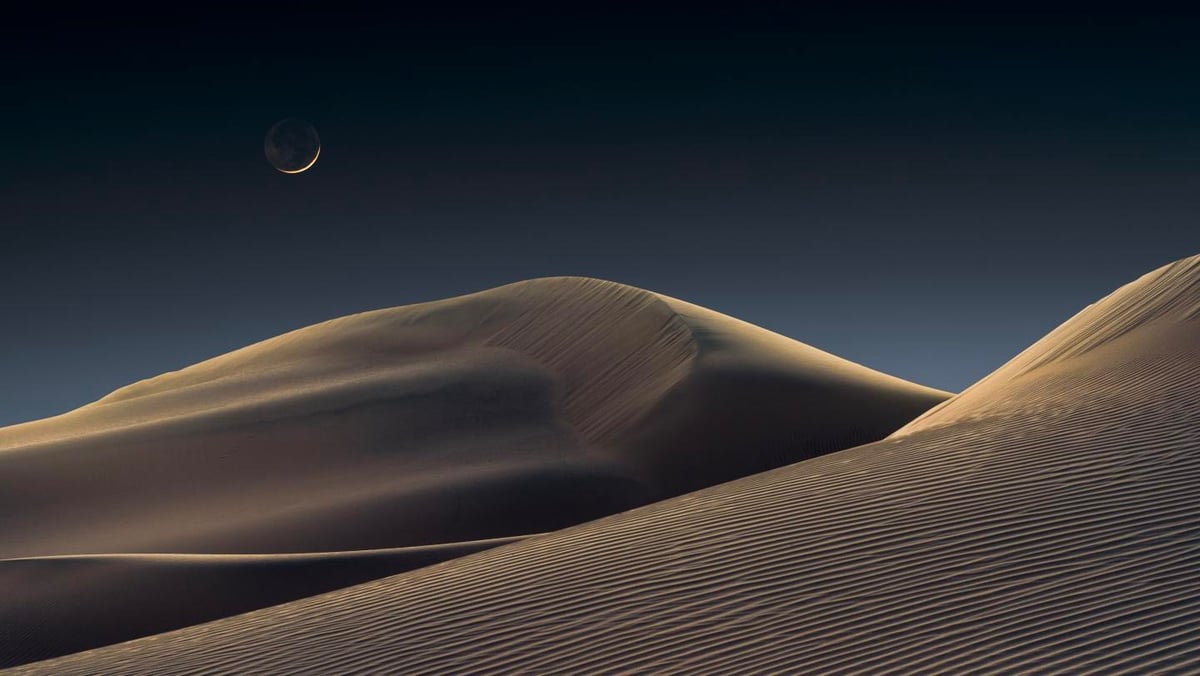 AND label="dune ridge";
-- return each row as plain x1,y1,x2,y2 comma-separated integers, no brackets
19,254,1200,674
0,276,948,668
484,278,697,444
